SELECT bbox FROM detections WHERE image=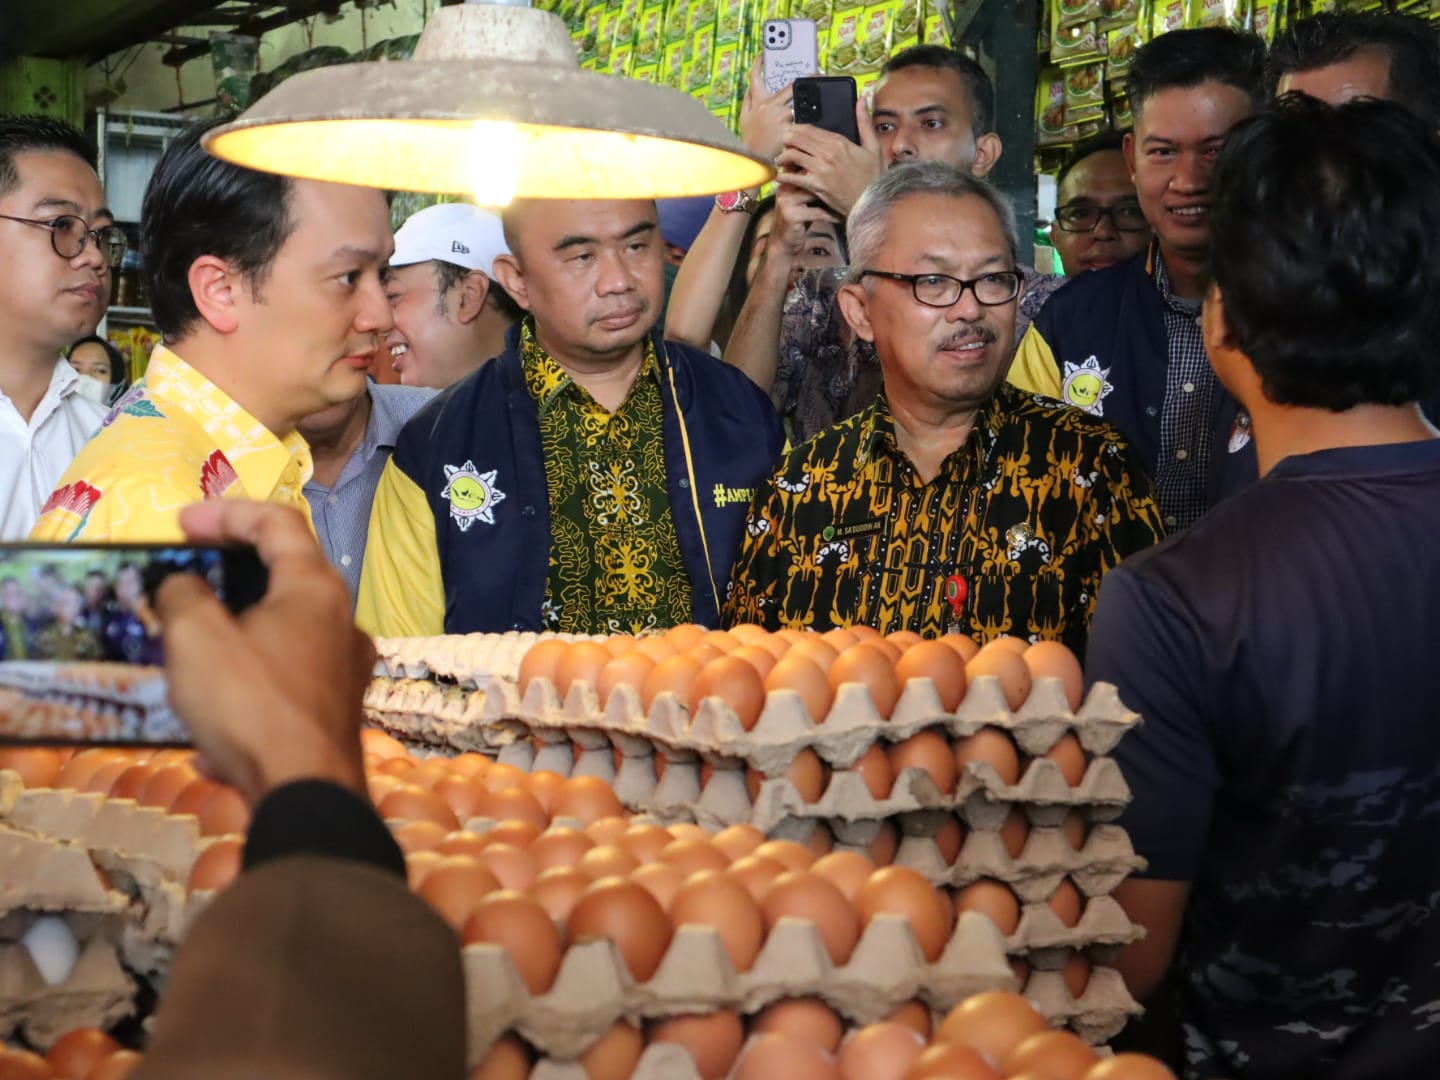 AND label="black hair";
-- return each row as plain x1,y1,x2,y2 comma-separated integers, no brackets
1210,95,1440,411
881,45,995,136
1128,27,1267,119
1056,129,1130,190
69,334,128,387
0,116,97,201
431,259,523,323
140,116,295,341
1267,12,1440,130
